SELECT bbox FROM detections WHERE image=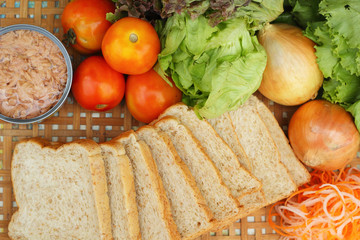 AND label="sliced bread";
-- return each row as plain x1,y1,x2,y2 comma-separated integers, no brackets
212,190,266,231
157,103,261,200
206,111,266,219
136,125,215,239
248,95,311,187
100,141,141,240
115,131,181,240
237,191,266,217
153,117,242,228
9,138,112,240
229,100,297,205
207,112,252,171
